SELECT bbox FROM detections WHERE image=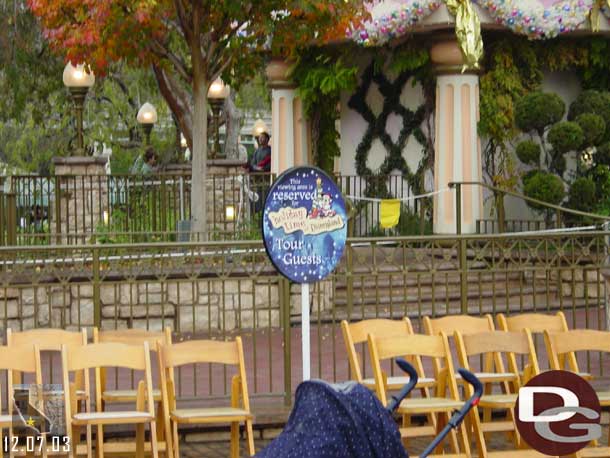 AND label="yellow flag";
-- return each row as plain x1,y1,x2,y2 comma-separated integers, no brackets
380,200,401,229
